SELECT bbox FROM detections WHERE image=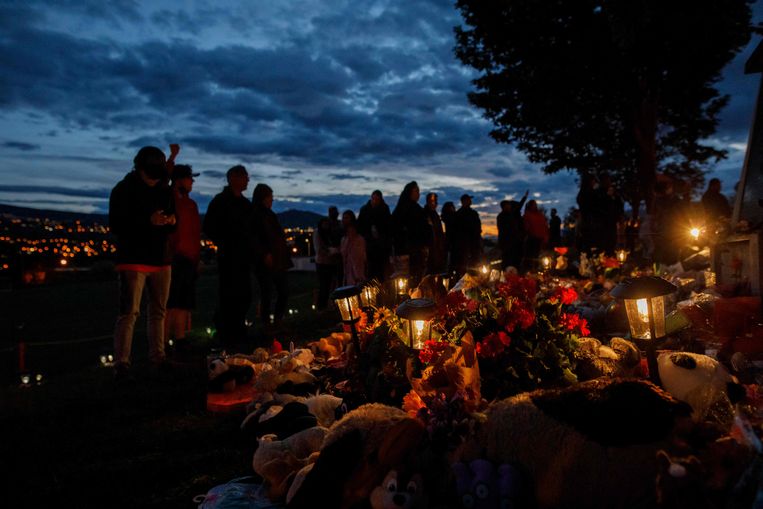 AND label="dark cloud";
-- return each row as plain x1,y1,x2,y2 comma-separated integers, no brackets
328,173,365,180
202,170,227,180
3,141,40,151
